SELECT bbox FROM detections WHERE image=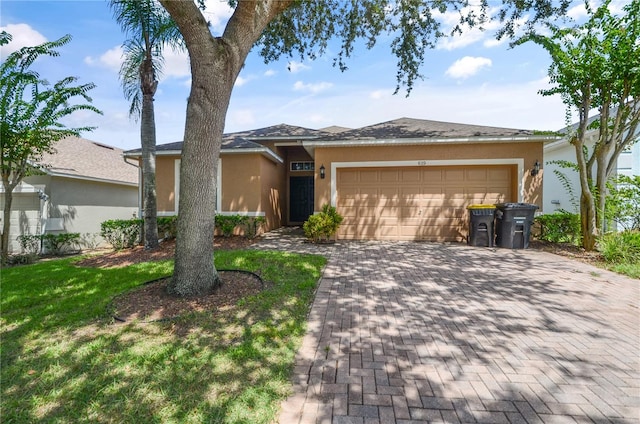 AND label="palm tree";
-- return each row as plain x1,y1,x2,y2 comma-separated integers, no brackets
110,0,183,249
